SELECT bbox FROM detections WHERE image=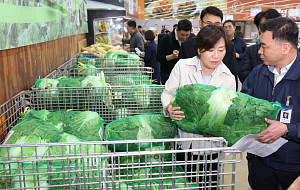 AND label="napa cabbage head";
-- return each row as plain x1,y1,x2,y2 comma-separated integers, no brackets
204,88,237,126
80,75,106,87
34,78,59,88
